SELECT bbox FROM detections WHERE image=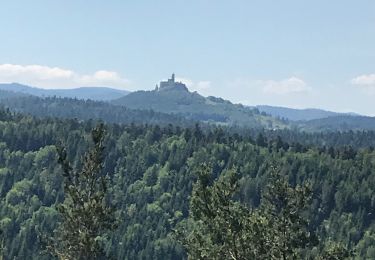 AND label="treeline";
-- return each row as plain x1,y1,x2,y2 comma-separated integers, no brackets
2,94,375,151
0,108,375,259
231,127,375,150
0,95,192,127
